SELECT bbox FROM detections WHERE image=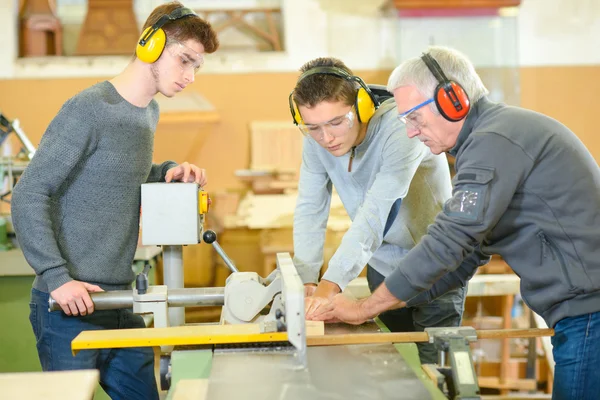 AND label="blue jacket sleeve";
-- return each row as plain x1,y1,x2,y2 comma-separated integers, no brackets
293,138,332,284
